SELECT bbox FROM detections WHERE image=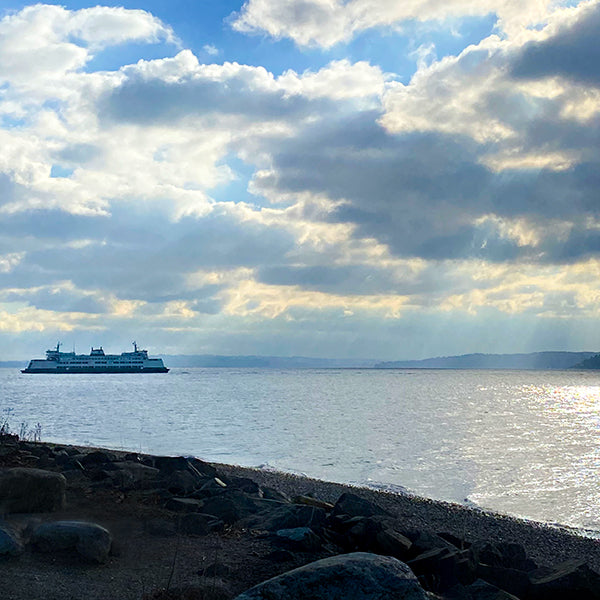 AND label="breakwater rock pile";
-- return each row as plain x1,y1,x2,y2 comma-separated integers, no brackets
0,437,599,599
